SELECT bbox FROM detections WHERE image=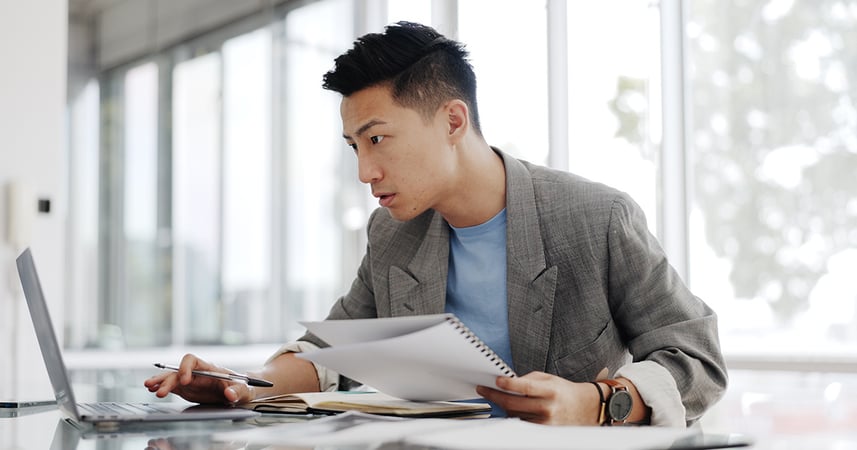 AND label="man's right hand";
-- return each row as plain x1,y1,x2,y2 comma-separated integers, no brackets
143,353,255,405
